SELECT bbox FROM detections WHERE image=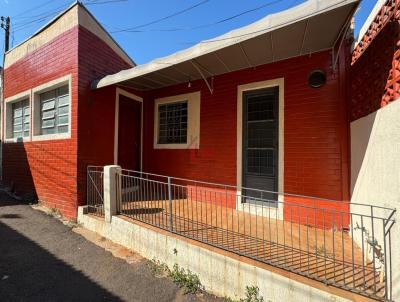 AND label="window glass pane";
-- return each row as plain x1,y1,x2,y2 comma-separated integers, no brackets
42,100,55,111
58,105,69,115
42,119,55,129
40,90,55,102
13,117,22,125
42,110,55,120
158,101,188,144
13,108,22,118
57,115,69,126
58,85,69,96
58,125,68,133
24,130,30,137
13,124,22,132
42,127,55,135
58,95,69,107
